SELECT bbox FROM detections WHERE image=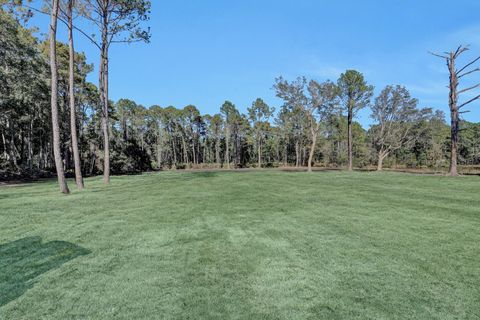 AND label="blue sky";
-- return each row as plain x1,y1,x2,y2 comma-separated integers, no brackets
31,0,480,127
